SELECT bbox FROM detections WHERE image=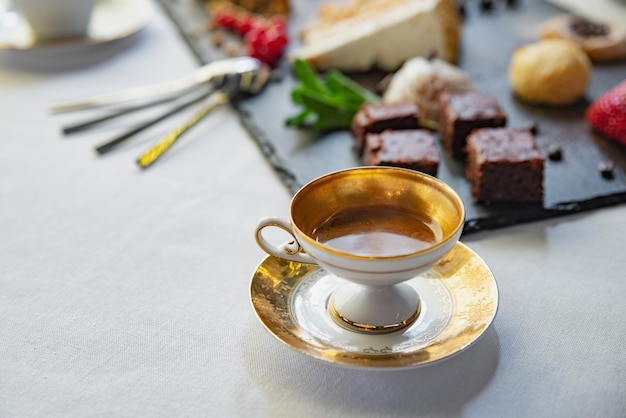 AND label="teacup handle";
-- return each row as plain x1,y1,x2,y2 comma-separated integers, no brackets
255,217,316,264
